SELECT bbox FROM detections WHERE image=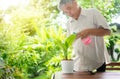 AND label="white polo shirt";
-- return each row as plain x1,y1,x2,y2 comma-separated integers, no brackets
66,8,111,71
